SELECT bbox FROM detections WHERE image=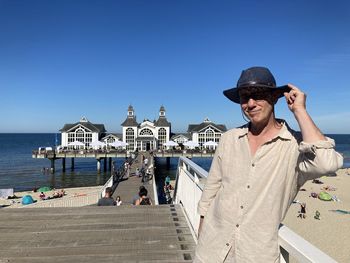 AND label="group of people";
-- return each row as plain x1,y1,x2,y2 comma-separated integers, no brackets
39,189,66,200
97,187,122,206
97,186,152,206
